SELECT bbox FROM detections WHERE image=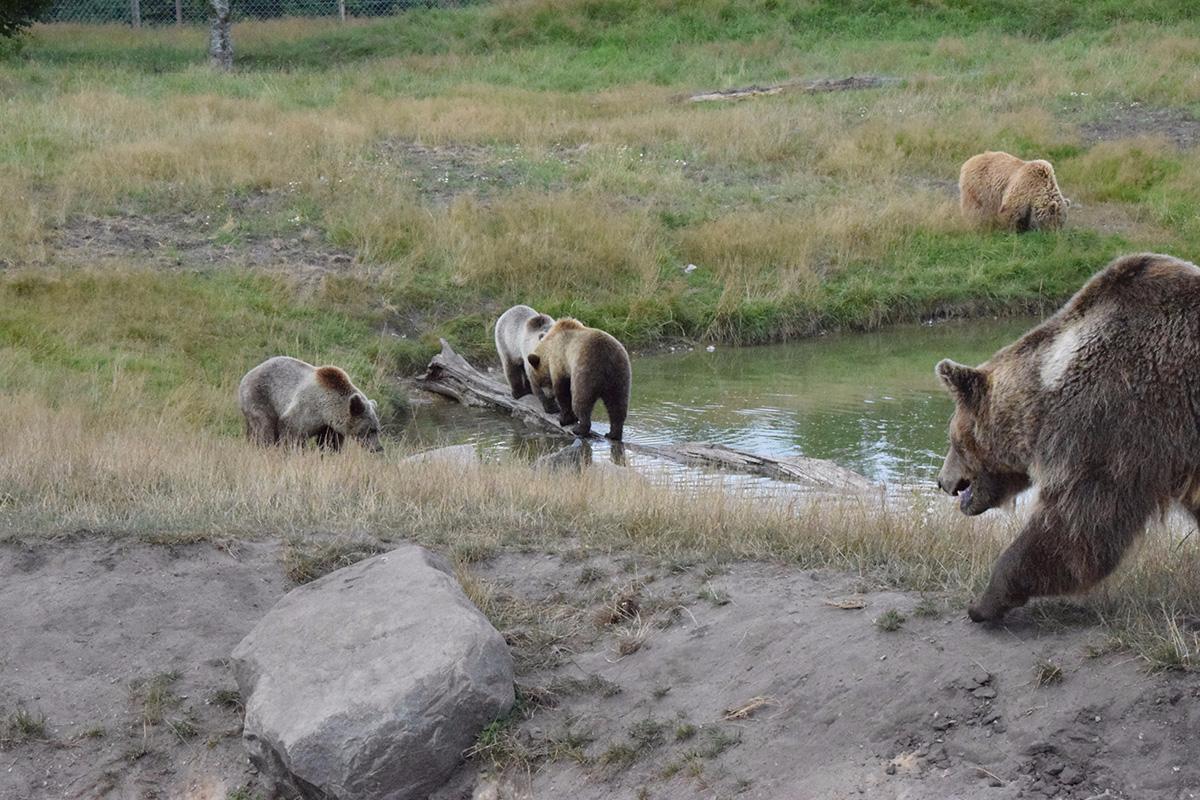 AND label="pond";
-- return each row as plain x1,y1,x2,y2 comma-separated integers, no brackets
396,316,1038,488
